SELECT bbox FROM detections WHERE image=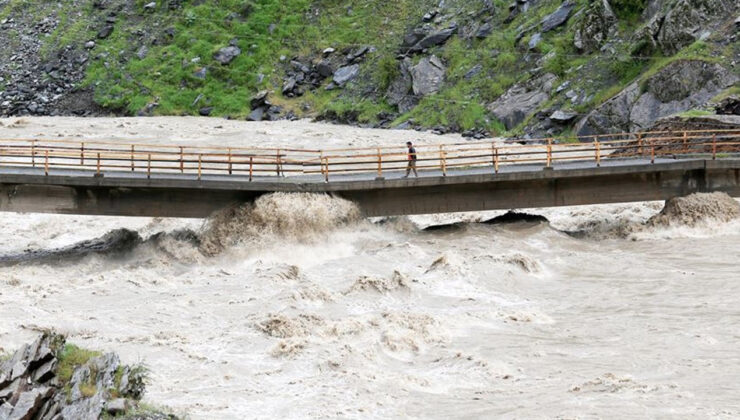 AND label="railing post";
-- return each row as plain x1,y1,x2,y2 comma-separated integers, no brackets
324,157,329,182
147,153,152,178
31,140,36,167
96,153,101,175
492,143,499,174
276,148,281,177
228,148,233,175
44,150,49,176
650,139,655,164
712,134,717,160
637,133,643,156
683,131,688,154
197,154,202,180
376,148,382,178
131,145,135,172
80,142,85,166
249,156,253,181
595,140,601,167
440,145,447,177
179,147,184,173
546,138,553,168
